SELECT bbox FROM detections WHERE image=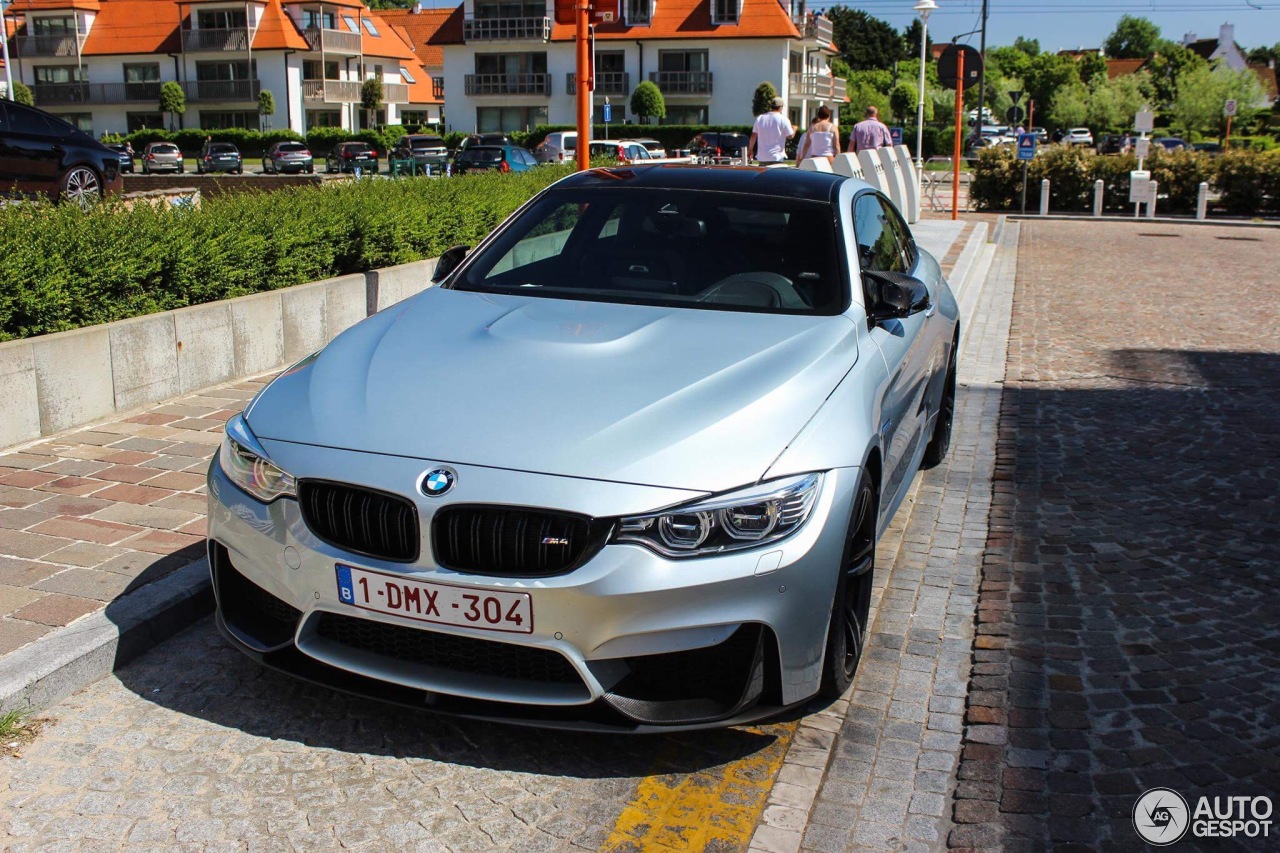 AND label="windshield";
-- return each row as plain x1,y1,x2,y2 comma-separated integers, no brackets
408,136,444,148
459,147,504,163
277,143,307,152
152,145,179,153
208,144,237,153
451,188,844,316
